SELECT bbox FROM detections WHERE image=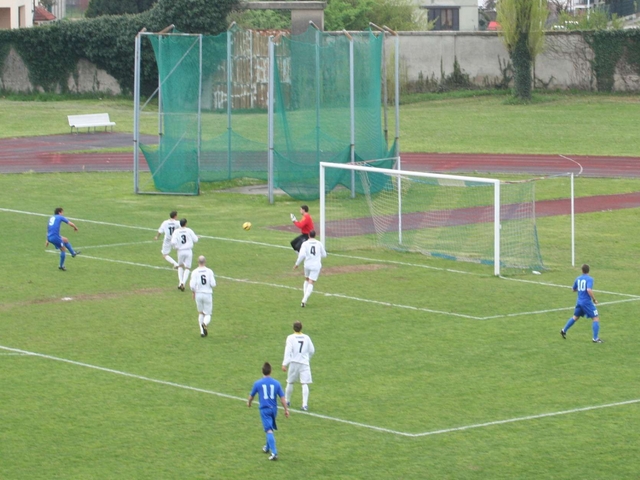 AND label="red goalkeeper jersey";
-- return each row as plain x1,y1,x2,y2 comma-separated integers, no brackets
294,213,314,235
